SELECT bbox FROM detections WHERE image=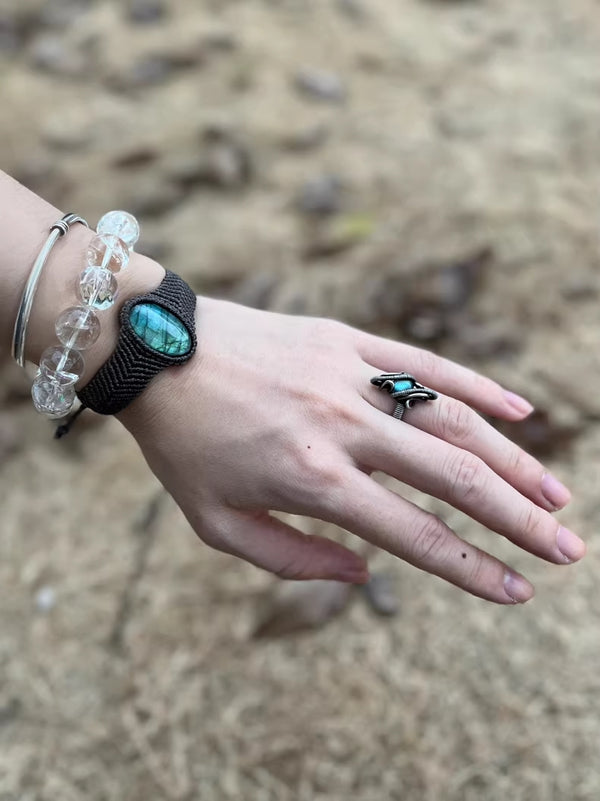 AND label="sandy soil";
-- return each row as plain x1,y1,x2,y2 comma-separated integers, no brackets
1,1,600,799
